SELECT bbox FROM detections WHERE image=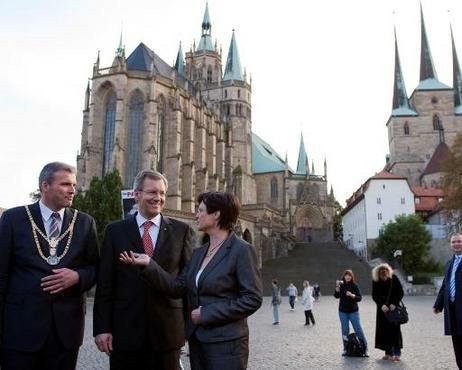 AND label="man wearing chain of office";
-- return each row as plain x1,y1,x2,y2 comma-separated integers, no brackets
0,162,99,370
